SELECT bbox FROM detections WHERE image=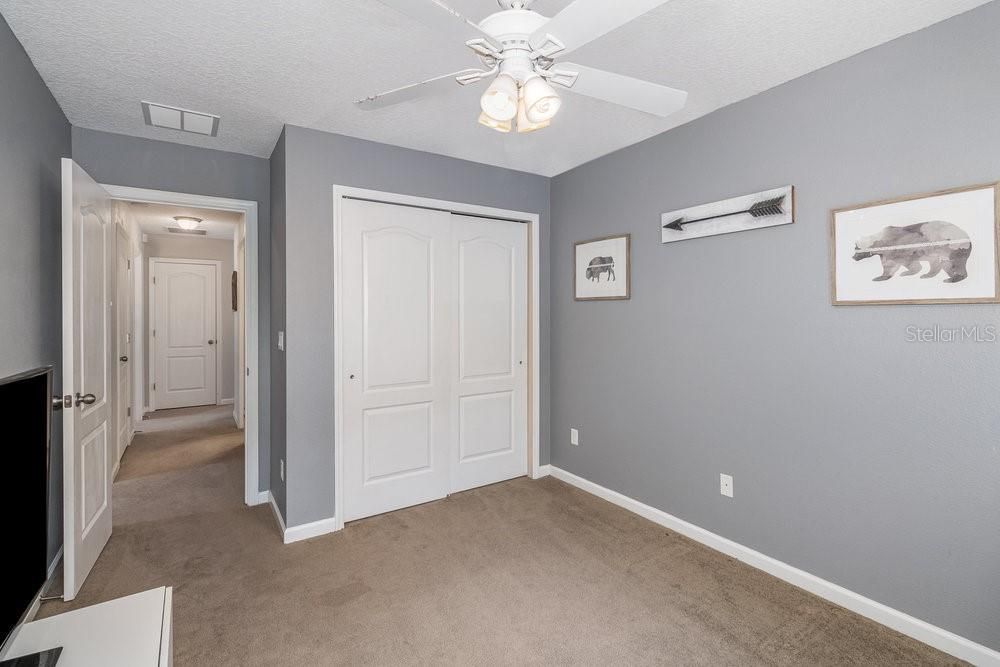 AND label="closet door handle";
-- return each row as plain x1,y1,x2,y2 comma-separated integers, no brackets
208,339,216,345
